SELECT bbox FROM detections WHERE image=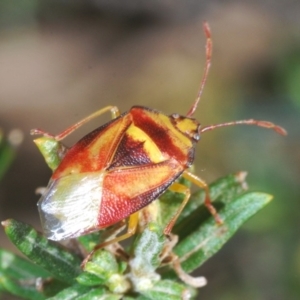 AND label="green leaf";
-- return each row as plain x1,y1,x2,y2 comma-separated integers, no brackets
174,192,272,273
0,130,21,181
76,288,121,300
33,137,66,171
76,272,105,286
83,249,130,294
0,248,50,280
174,172,248,235
85,250,119,279
47,284,121,300
2,219,82,283
77,232,102,253
123,297,152,300
128,223,166,291
139,279,196,300
158,176,192,228
46,284,91,300
0,273,45,300
131,222,165,270
0,249,69,298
